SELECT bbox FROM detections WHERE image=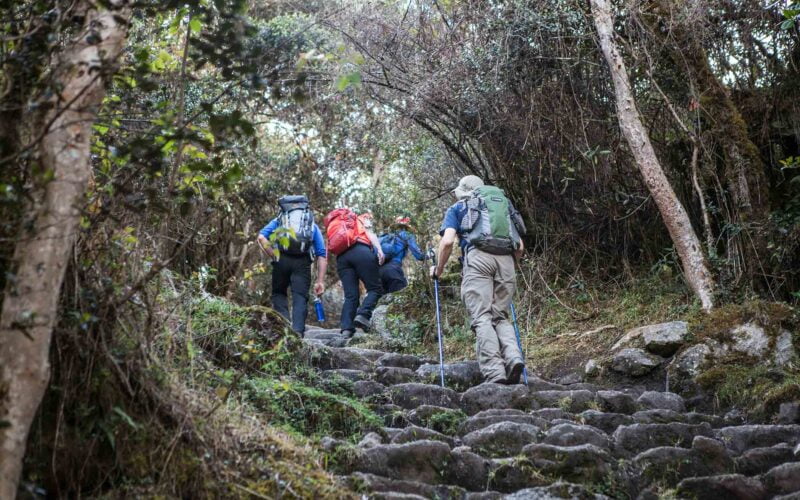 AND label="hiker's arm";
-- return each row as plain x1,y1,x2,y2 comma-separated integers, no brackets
314,256,327,295
407,233,426,261
432,228,456,278
256,234,275,258
515,238,525,260
367,230,385,265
